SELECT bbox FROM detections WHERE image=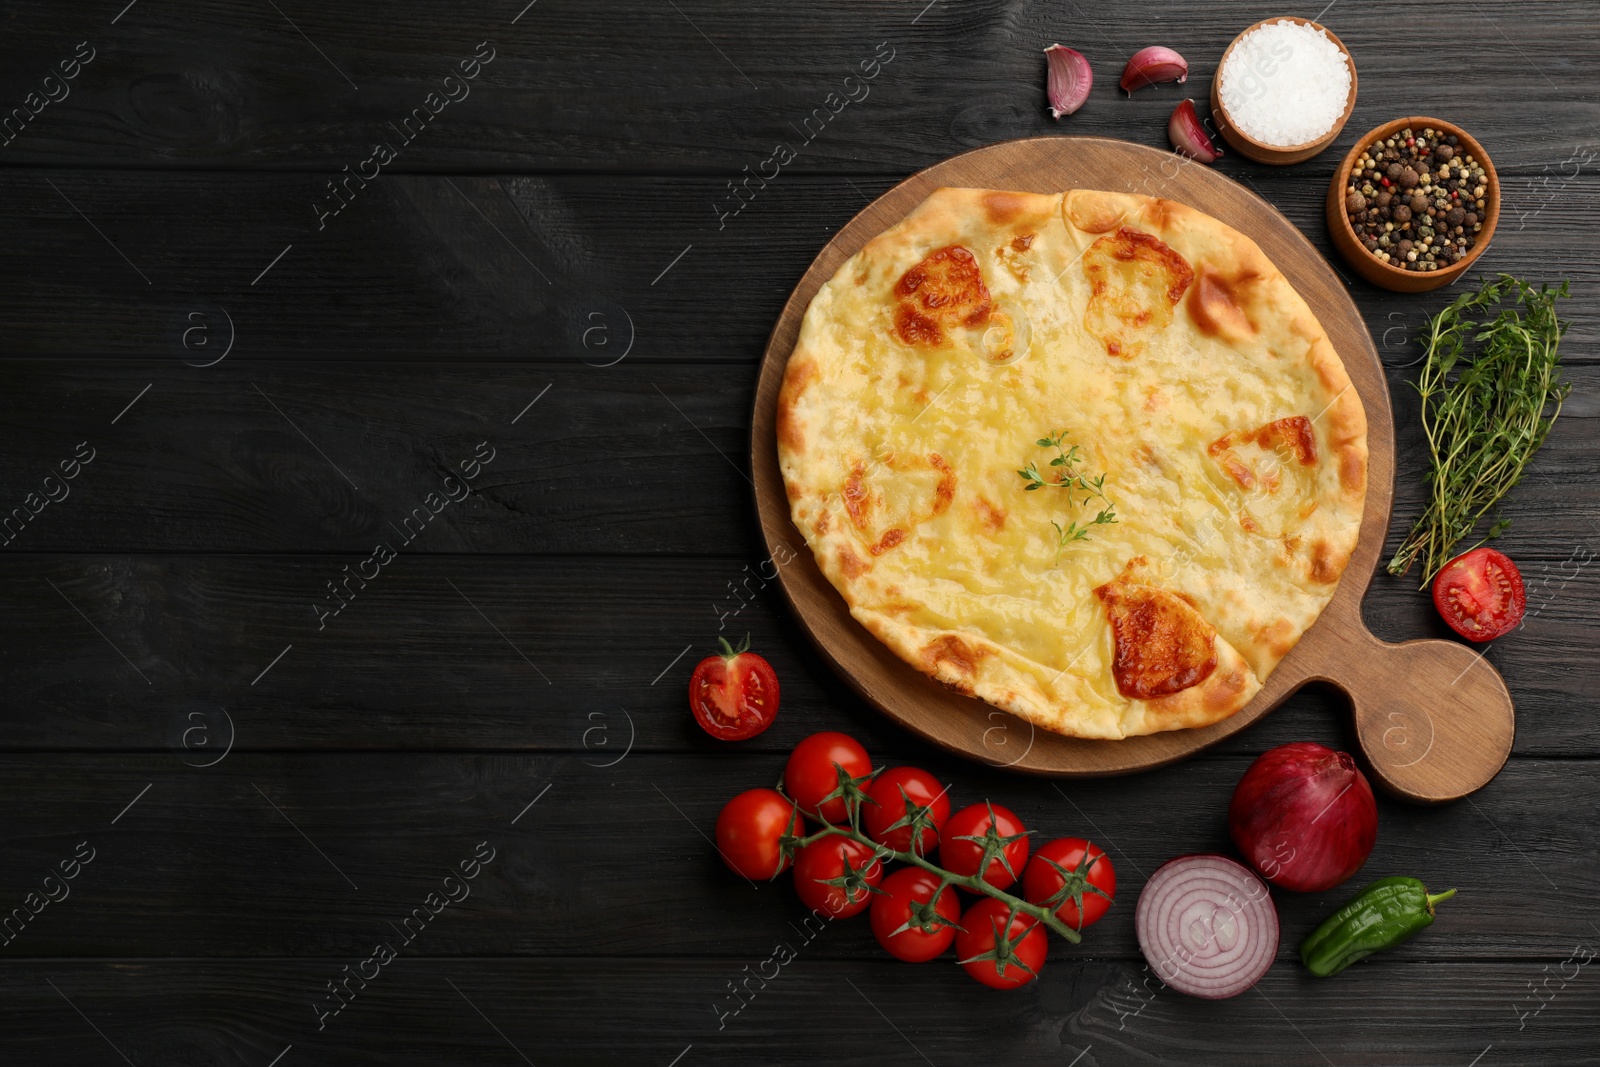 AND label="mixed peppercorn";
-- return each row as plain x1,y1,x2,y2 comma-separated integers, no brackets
1342,127,1492,273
